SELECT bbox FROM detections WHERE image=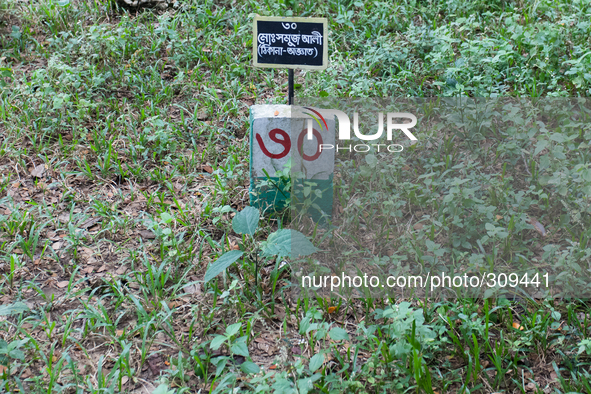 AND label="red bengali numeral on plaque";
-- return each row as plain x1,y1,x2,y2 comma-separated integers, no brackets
257,128,324,162
256,128,291,159
297,128,323,161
